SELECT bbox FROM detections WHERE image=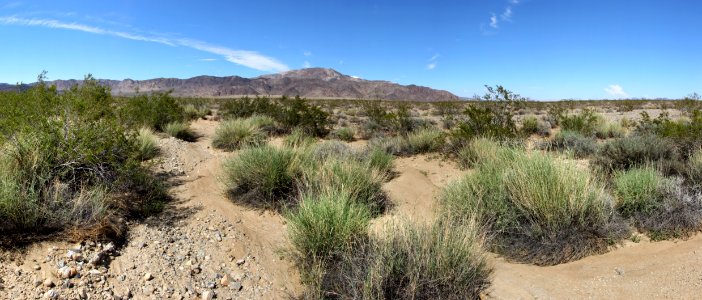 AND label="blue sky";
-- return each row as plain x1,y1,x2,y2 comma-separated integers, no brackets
0,0,700,100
